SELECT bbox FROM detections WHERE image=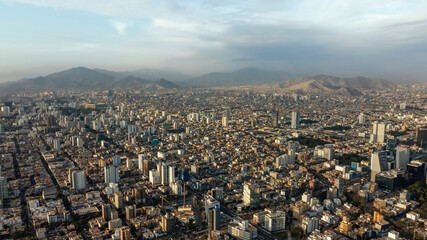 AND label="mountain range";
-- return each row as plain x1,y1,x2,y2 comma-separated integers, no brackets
0,67,401,93
0,67,179,91
185,68,299,86
273,75,402,95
